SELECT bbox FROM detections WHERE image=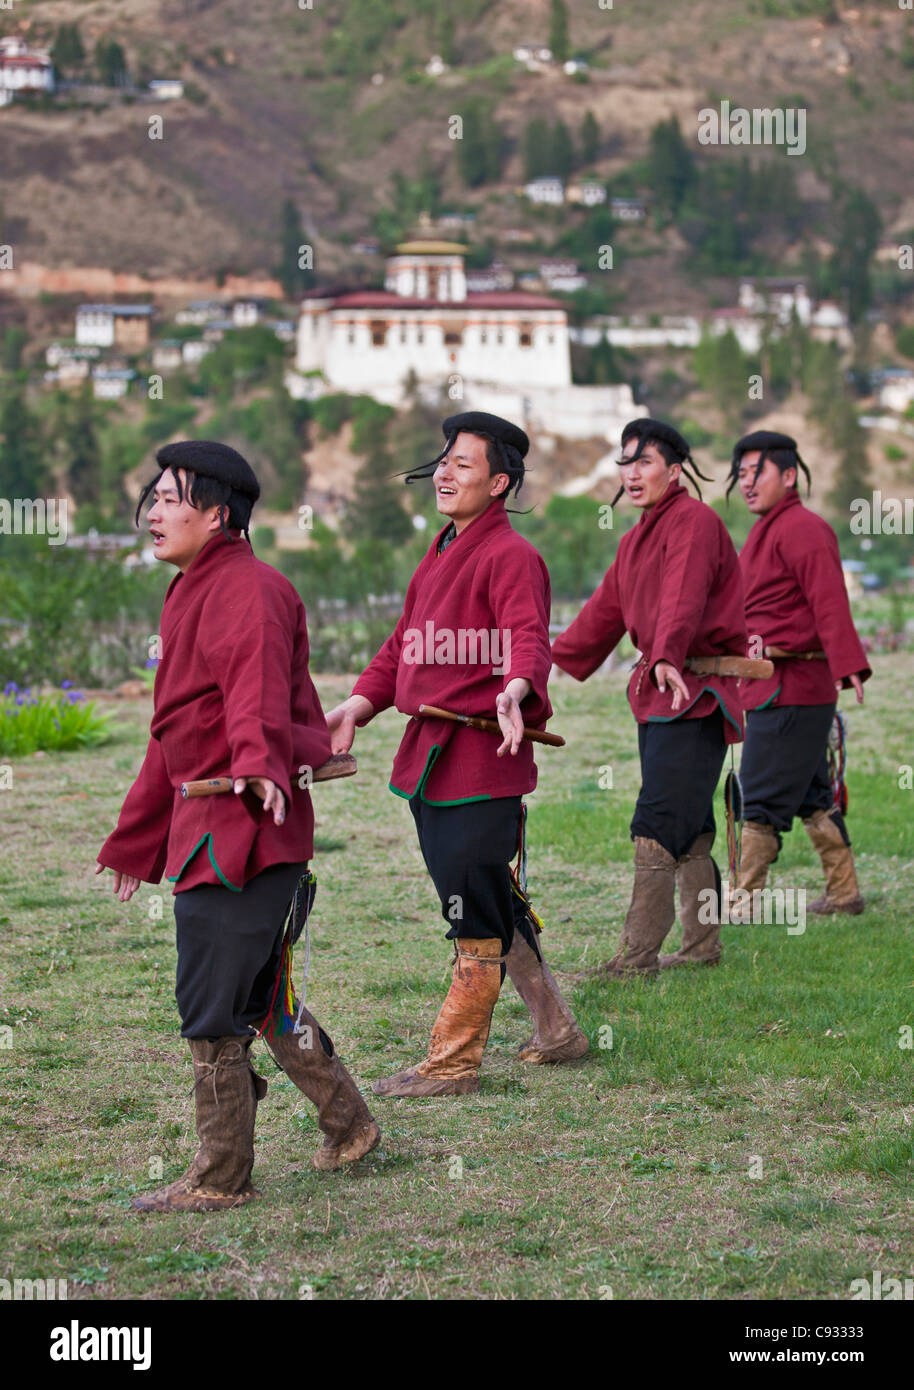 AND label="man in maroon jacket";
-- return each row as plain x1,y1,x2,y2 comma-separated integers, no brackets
552,419,747,976
326,412,587,1098
96,440,378,1211
730,430,870,915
